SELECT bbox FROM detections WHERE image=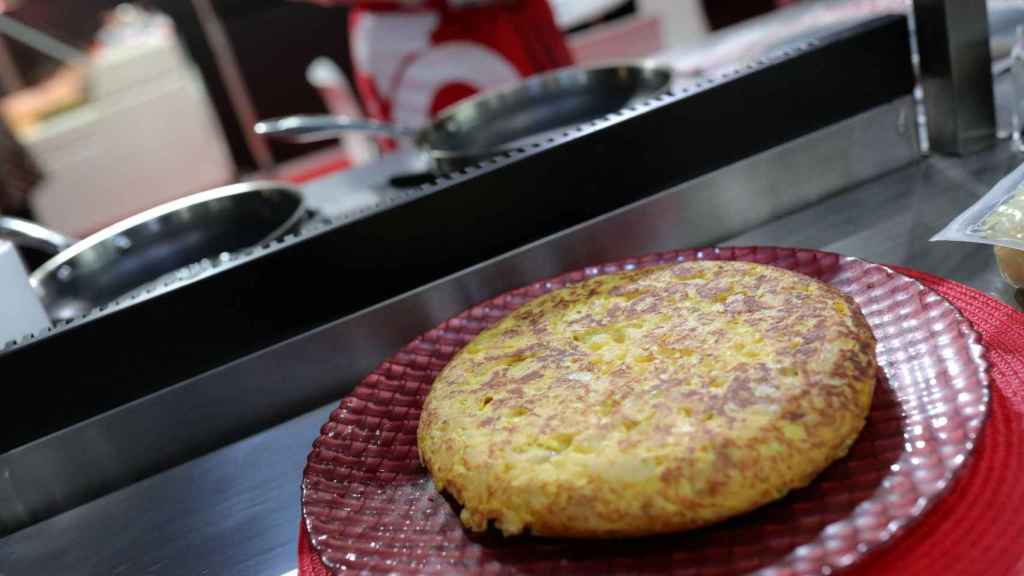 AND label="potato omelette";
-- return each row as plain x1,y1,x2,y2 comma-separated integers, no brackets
417,260,877,538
